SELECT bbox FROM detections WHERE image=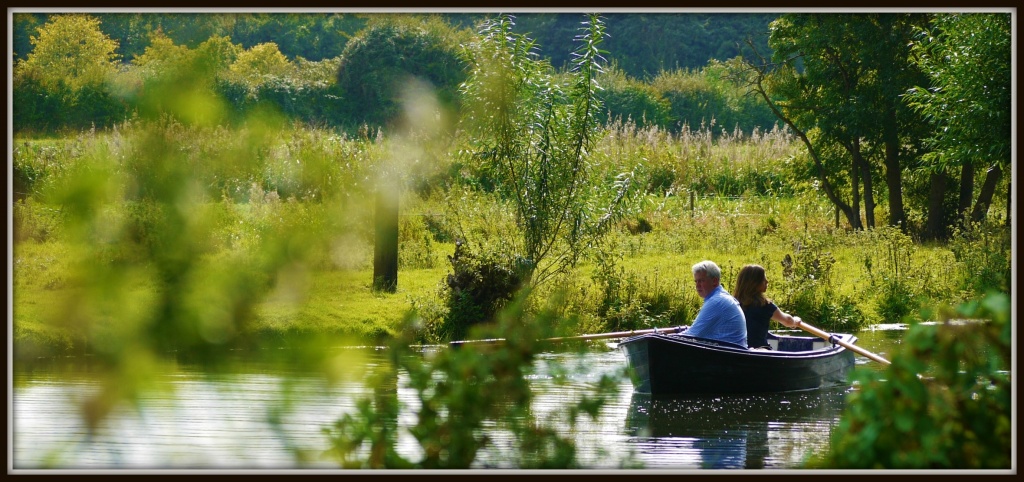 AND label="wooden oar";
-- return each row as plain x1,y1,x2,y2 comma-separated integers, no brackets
795,320,891,365
449,325,688,347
